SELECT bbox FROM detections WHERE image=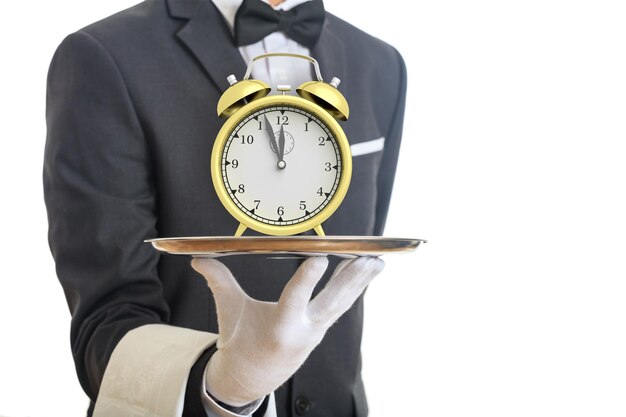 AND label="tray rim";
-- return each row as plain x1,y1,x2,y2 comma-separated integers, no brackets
145,236,426,256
